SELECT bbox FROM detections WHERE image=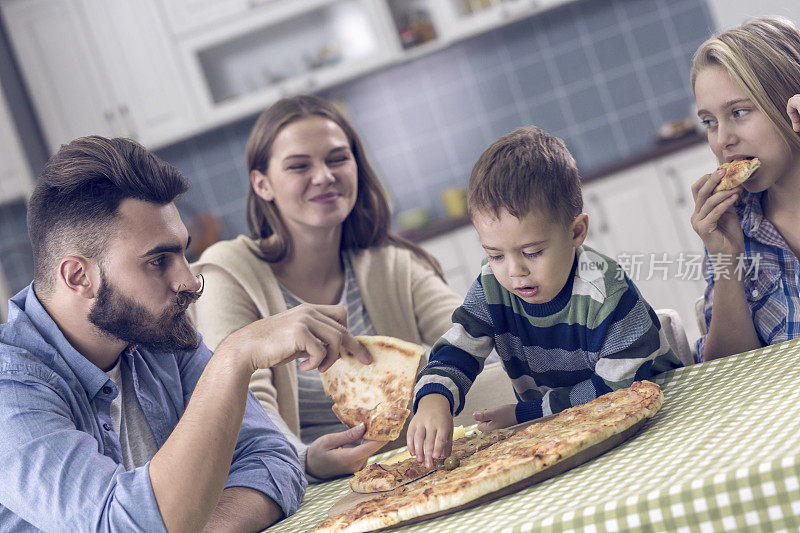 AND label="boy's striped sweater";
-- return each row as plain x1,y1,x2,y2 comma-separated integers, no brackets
413,245,681,423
